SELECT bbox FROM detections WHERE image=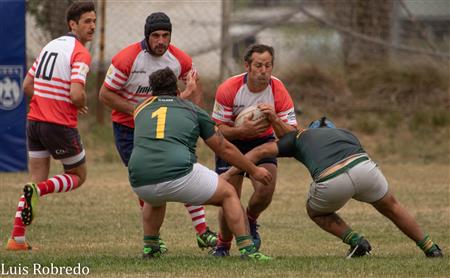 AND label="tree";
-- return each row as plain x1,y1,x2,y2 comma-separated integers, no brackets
27,0,75,39
321,0,394,70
